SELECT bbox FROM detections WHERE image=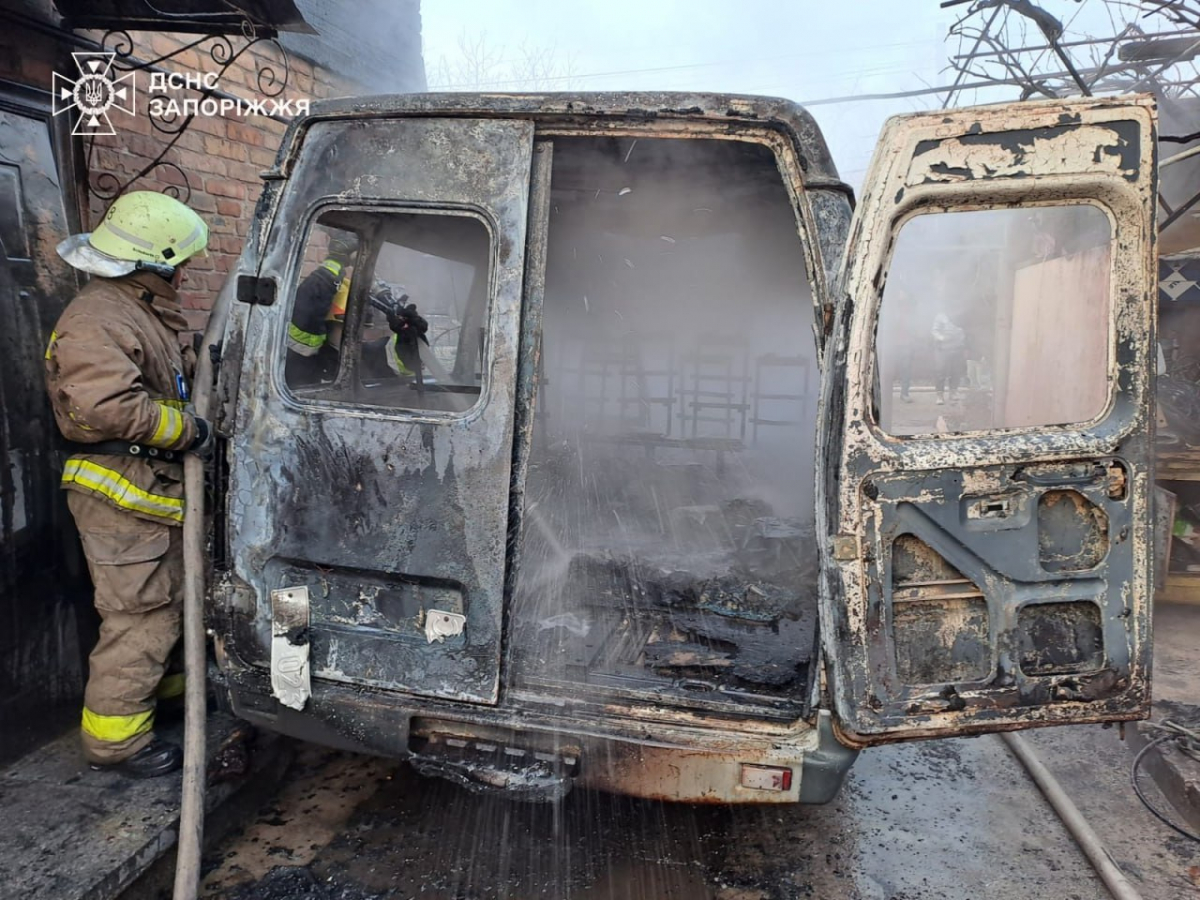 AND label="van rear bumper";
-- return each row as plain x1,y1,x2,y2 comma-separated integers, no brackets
221,670,858,804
